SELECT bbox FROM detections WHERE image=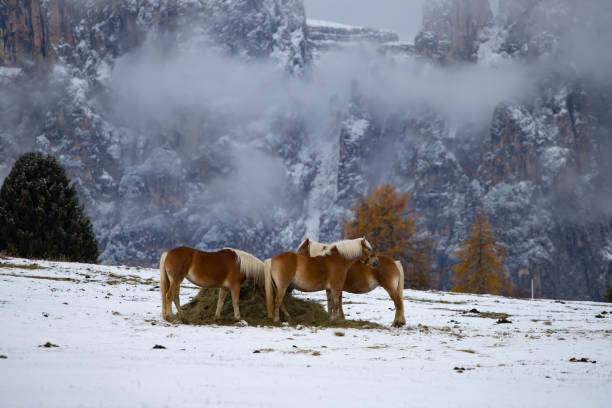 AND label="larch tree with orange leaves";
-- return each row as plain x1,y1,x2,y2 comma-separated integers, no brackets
342,184,437,289
451,210,512,295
